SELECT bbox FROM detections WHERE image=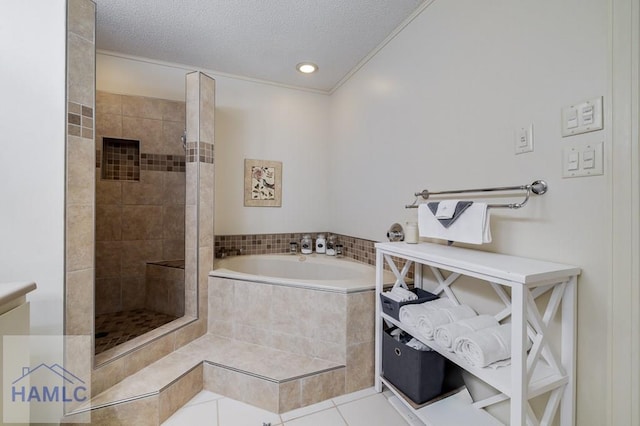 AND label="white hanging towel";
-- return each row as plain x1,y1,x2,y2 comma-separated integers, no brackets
418,202,491,245
454,323,531,368
433,314,500,351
